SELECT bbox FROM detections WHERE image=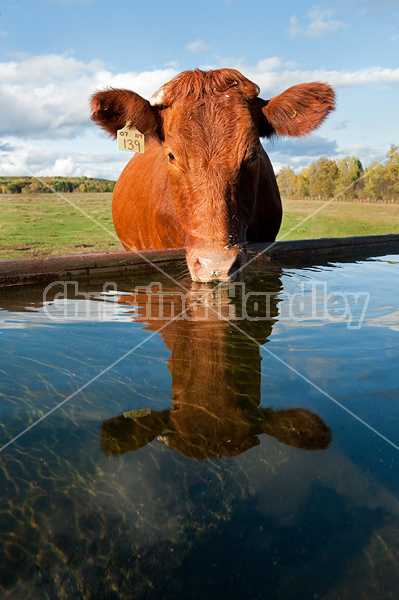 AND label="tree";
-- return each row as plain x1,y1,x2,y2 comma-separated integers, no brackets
386,145,399,174
335,156,363,198
277,166,297,198
297,167,311,197
363,162,388,199
29,181,44,193
7,181,23,193
311,158,339,198
385,145,399,197
94,180,107,193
